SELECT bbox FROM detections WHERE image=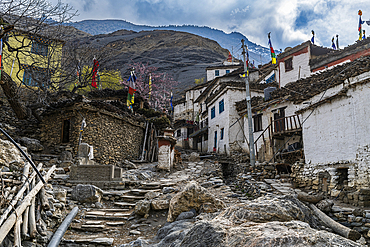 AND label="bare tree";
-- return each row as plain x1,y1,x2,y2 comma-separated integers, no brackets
0,0,76,120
